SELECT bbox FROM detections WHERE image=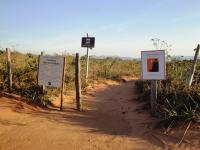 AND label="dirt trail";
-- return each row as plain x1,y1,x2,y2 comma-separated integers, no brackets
0,79,200,150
